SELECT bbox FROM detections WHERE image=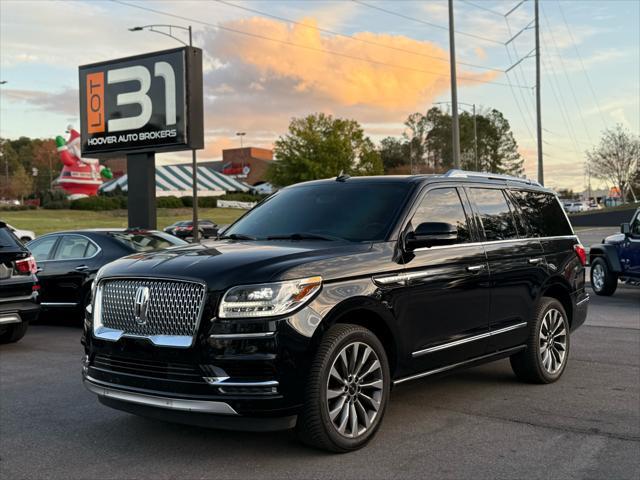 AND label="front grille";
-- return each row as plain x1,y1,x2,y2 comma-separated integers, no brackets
100,278,206,337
